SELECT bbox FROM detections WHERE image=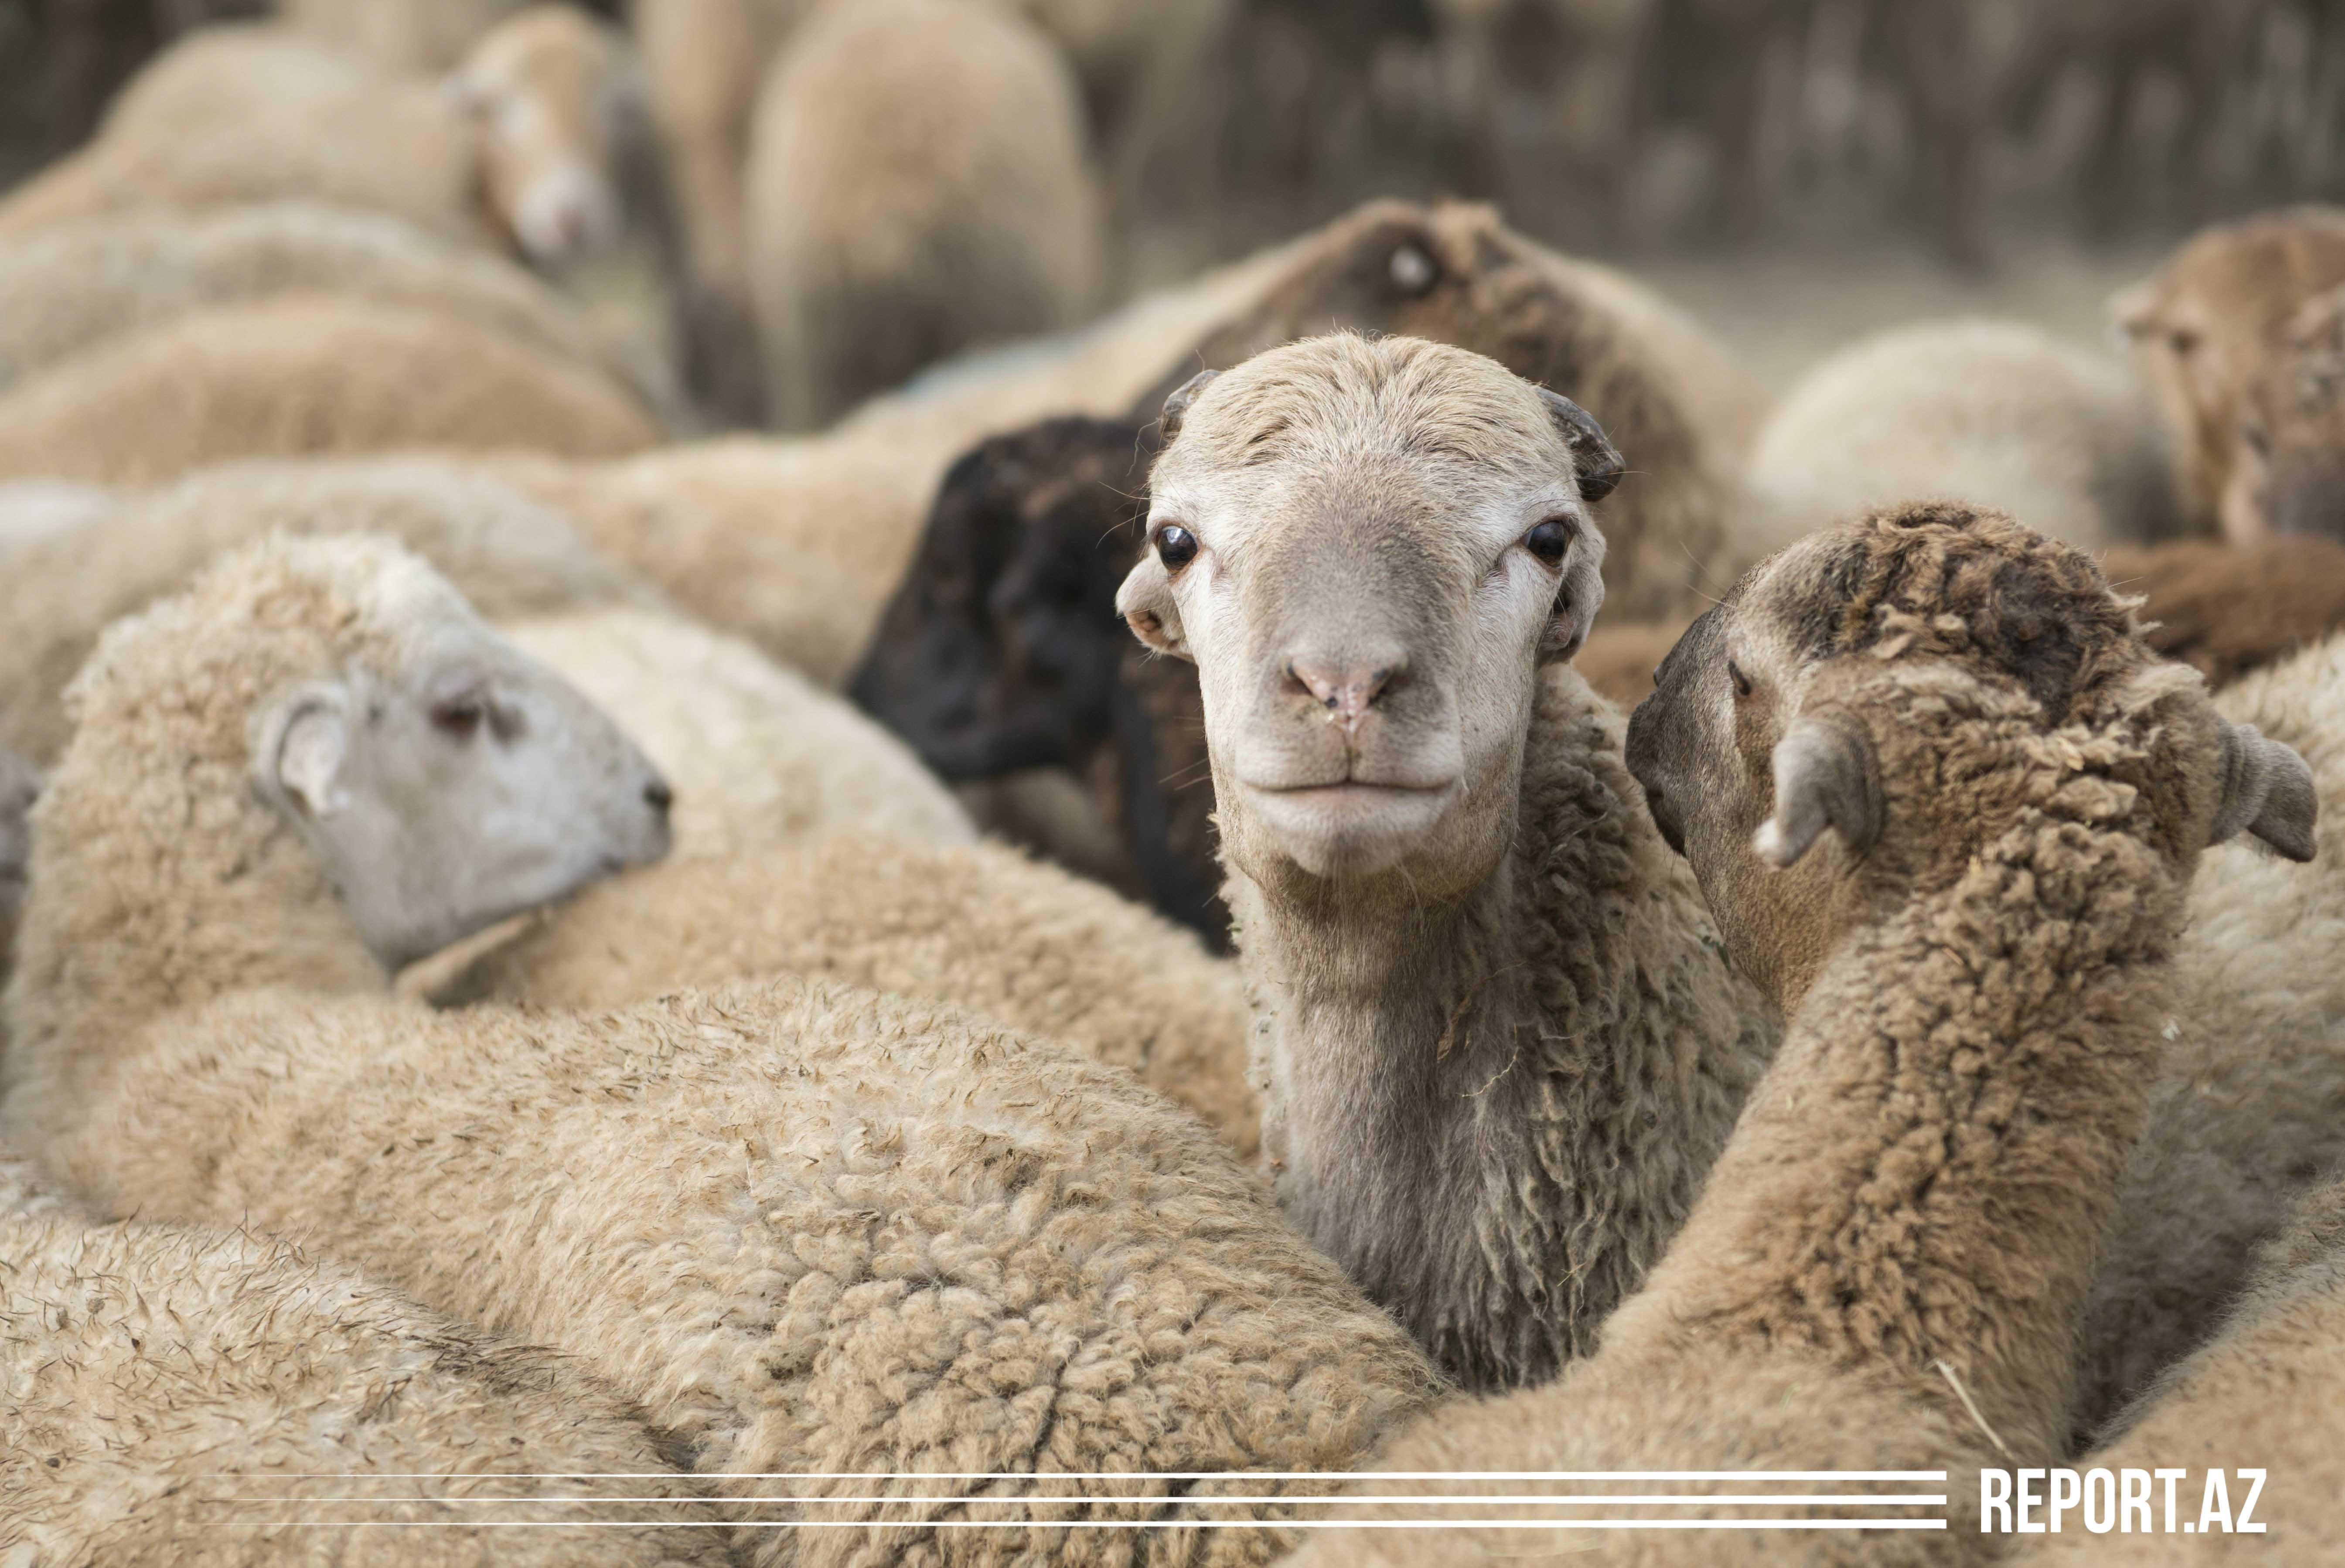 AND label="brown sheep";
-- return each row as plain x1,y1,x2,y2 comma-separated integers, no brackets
0,294,658,489
2102,534,2345,687
2115,206,2345,538
1284,504,2311,1565
744,0,1104,429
